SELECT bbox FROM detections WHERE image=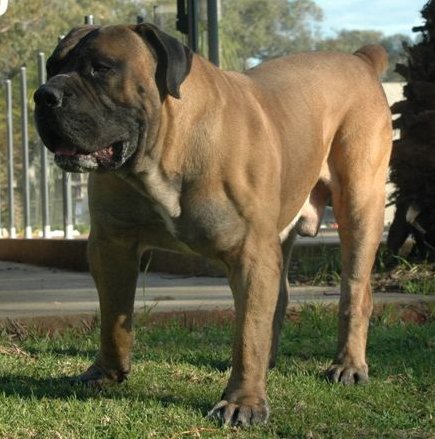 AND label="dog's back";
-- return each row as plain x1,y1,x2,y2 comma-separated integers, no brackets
245,45,388,106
